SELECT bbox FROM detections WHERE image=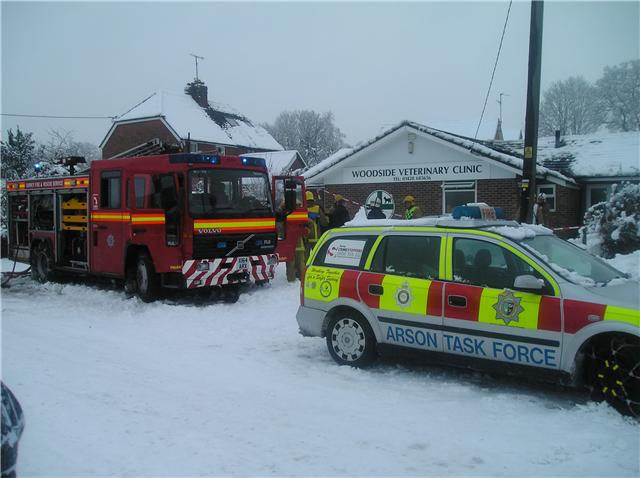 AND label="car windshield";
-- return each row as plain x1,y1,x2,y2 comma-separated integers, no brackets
189,169,273,218
521,235,626,286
